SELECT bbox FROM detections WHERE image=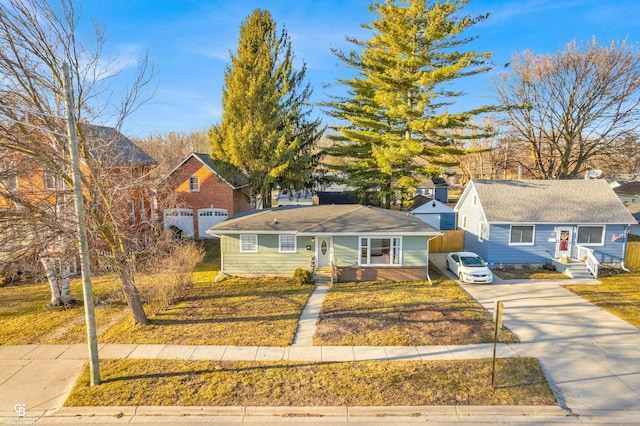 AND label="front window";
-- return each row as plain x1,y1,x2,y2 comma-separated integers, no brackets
44,172,57,190
360,237,401,265
279,235,296,253
189,176,200,192
129,200,136,227
139,198,146,222
240,234,258,253
0,161,17,190
577,226,604,245
510,225,534,245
